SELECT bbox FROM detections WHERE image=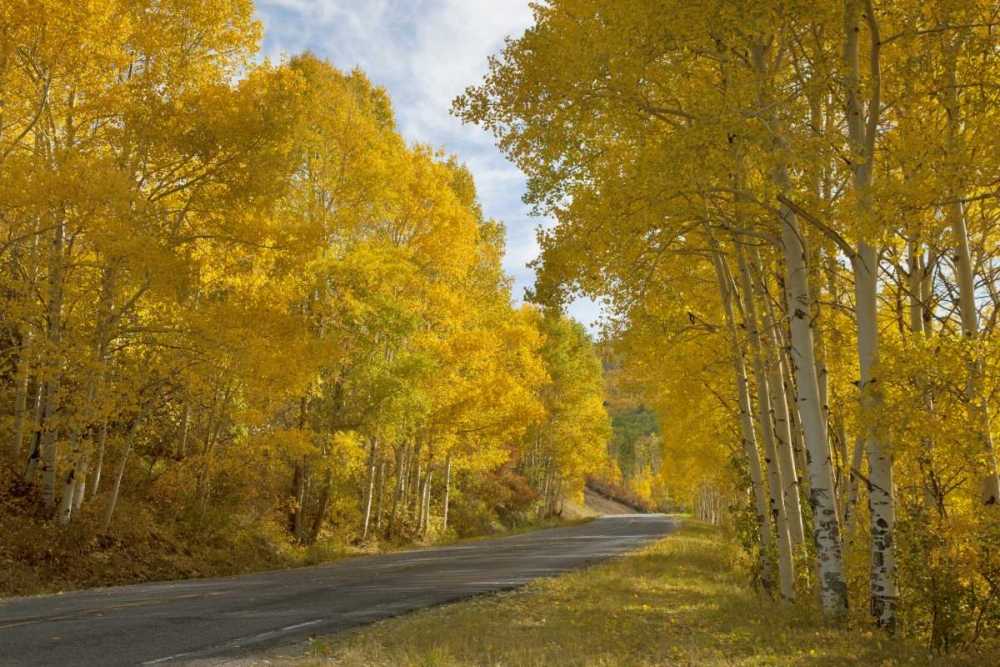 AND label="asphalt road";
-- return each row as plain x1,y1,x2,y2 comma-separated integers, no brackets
0,515,678,666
